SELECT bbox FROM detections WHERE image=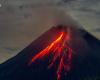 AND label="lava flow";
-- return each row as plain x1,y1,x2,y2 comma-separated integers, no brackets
28,31,73,80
